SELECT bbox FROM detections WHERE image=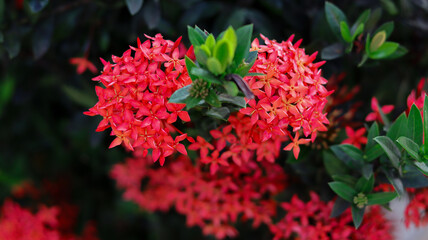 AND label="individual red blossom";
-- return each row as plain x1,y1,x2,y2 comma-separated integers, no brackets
210,125,236,151
69,57,98,74
200,150,229,175
406,77,427,114
188,136,215,159
365,97,394,124
342,126,367,149
85,34,192,165
283,132,311,159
